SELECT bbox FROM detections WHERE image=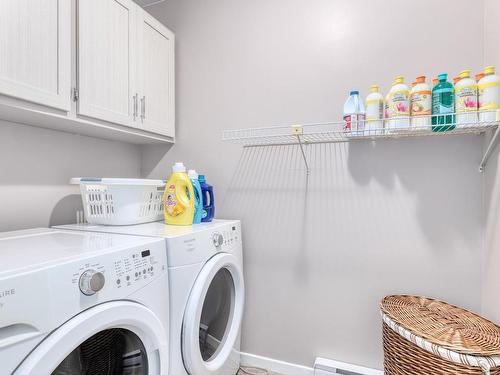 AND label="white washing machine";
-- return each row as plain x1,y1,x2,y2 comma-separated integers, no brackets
0,228,170,375
57,220,244,375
